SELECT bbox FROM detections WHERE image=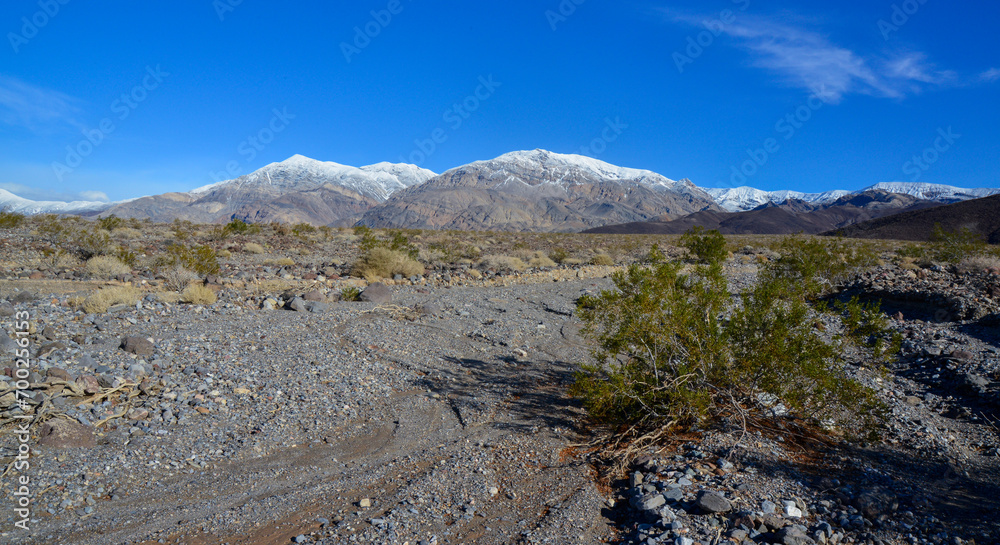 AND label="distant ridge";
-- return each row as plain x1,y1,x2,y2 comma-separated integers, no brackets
824,194,1000,244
